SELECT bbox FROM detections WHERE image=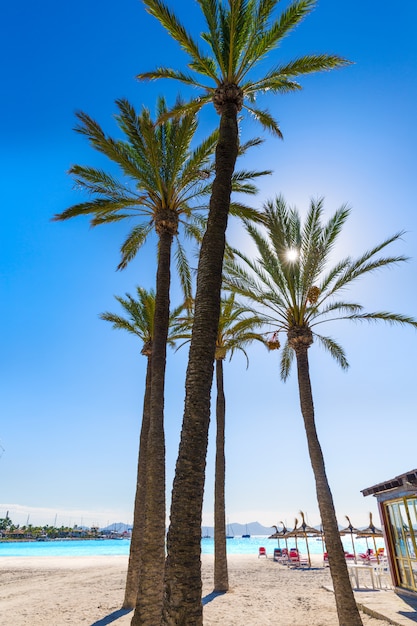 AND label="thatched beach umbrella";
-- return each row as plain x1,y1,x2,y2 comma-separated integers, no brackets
298,511,323,567
356,512,384,562
282,518,301,555
339,515,360,562
268,522,288,551
269,525,280,546
283,513,321,567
